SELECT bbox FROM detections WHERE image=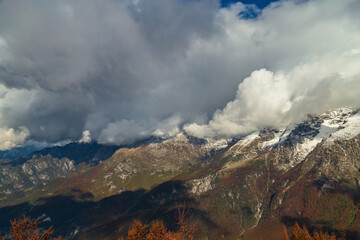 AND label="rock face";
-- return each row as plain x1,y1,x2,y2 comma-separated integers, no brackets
0,133,226,204
0,142,121,206
184,108,360,240
1,108,360,240
77,133,214,199
0,155,75,205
